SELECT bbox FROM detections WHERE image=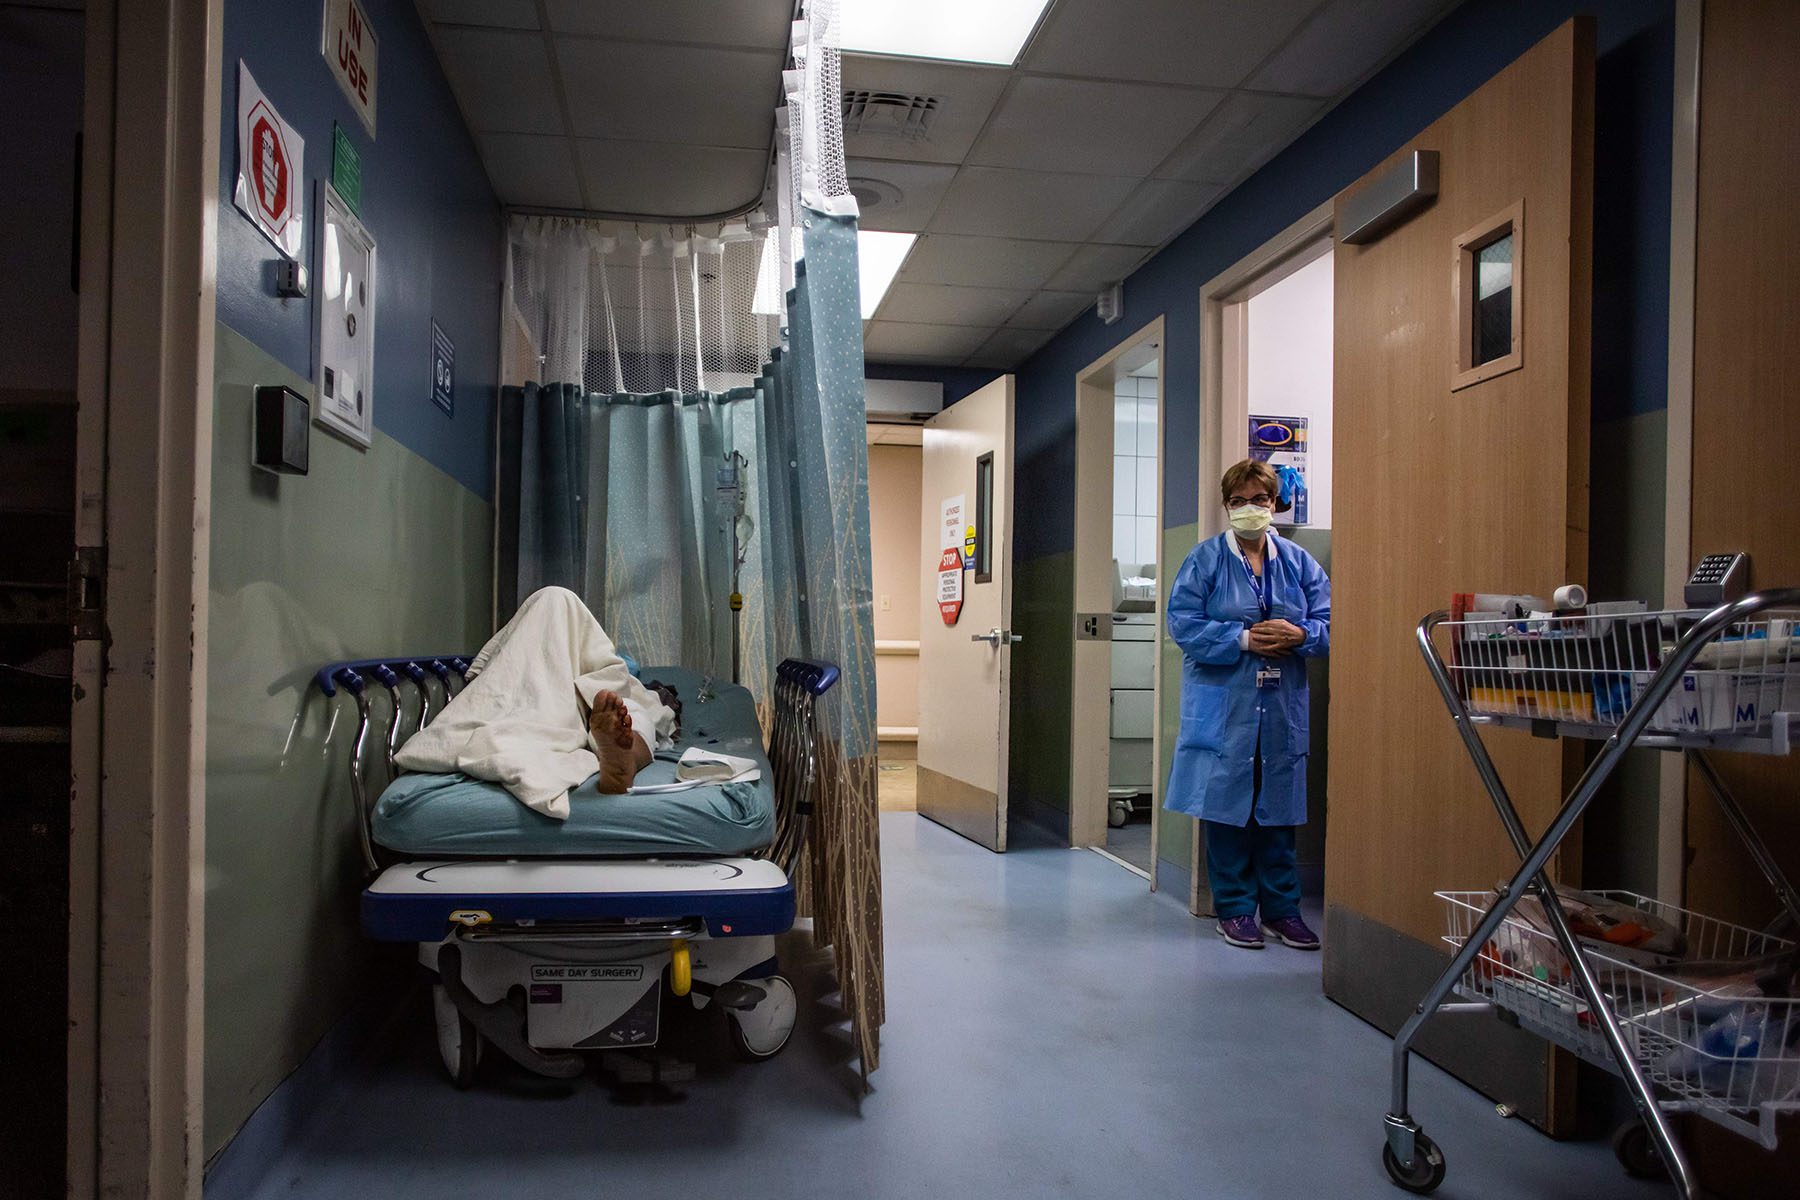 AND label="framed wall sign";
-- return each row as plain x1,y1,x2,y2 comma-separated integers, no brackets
315,180,376,447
